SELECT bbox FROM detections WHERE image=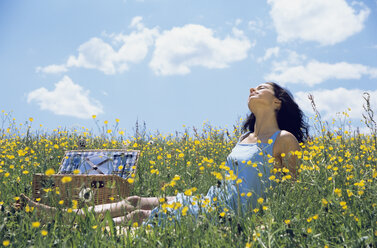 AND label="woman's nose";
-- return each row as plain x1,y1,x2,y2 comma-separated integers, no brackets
249,88,256,94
